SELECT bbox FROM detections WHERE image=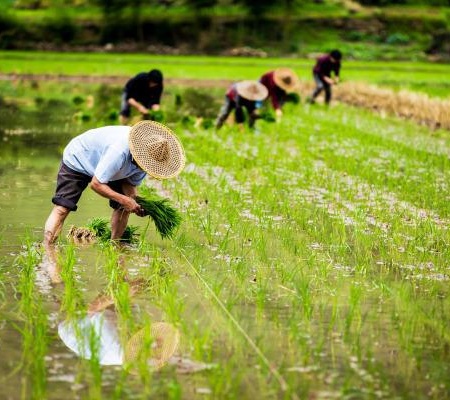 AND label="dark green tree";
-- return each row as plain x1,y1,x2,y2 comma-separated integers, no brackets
183,0,217,12
239,0,274,17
